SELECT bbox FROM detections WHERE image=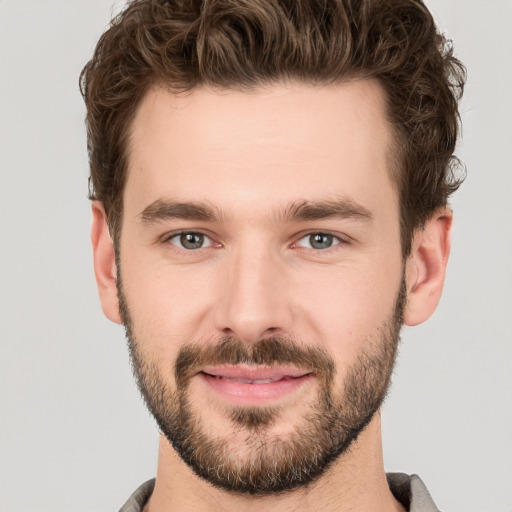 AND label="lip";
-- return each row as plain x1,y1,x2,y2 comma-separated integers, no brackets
198,365,314,404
